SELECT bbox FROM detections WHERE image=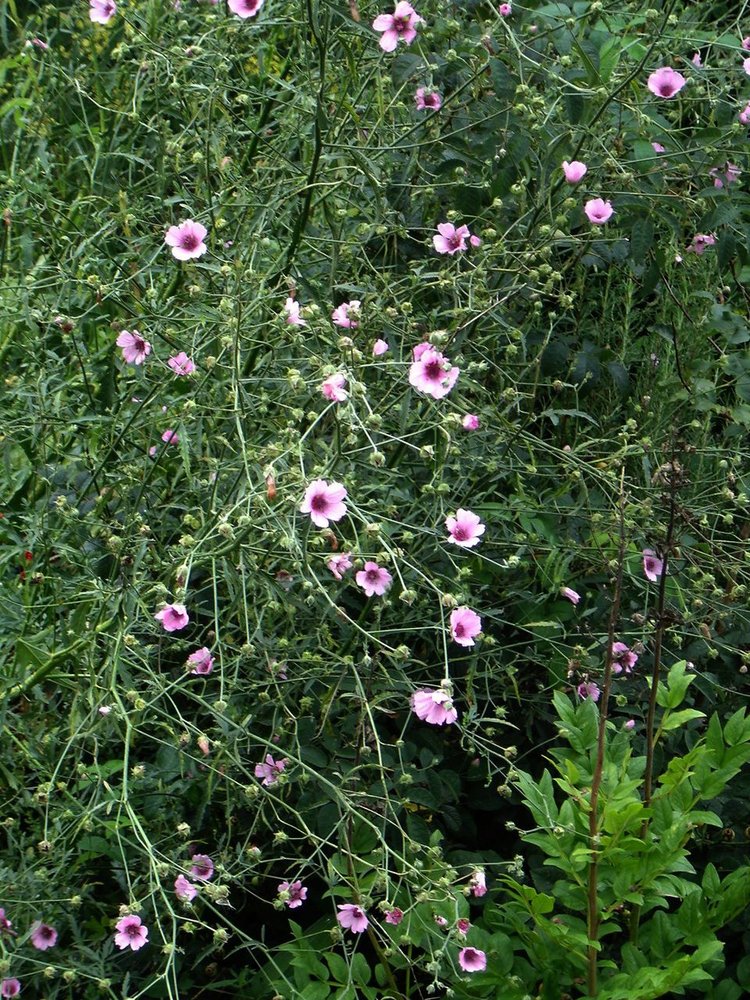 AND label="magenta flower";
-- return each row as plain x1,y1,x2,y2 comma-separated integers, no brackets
446,509,485,548
584,198,614,225
642,549,663,582
576,681,601,702
498,2,511,13
321,373,348,403
175,875,198,902
686,233,716,256
647,67,686,99
560,586,580,604
337,903,369,933
458,947,487,973
187,647,214,675
300,480,348,529
709,162,741,188
450,607,483,647
612,641,638,674
255,753,288,786
162,428,179,446
385,907,403,925
0,981,21,998
740,102,750,125
0,911,15,937
409,343,459,399
278,881,308,909
562,160,587,183
433,222,472,255
469,869,487,897
168,352,195,375
116,330,151,365
327,552,353,580
30,922,57,951
190,854,215,881
355,561,393,597
372,2,423,52
155,603,189,632
411,687,458,725
228,0,264,17
372,339,389,356
462,414,480,431
332,300,360,328
114,915,148,952
743,37,750,51
415,88,442,111
164,220,208,261
456,918,471,935
89,0,116,23
284,297,307,326
651,141,666,153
